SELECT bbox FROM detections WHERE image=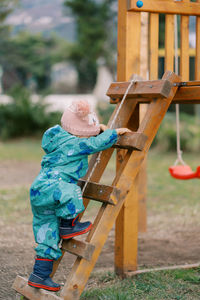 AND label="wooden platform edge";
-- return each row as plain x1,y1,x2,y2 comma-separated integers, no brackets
61,239,95,261
12,276,62,300
125,262,200,277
